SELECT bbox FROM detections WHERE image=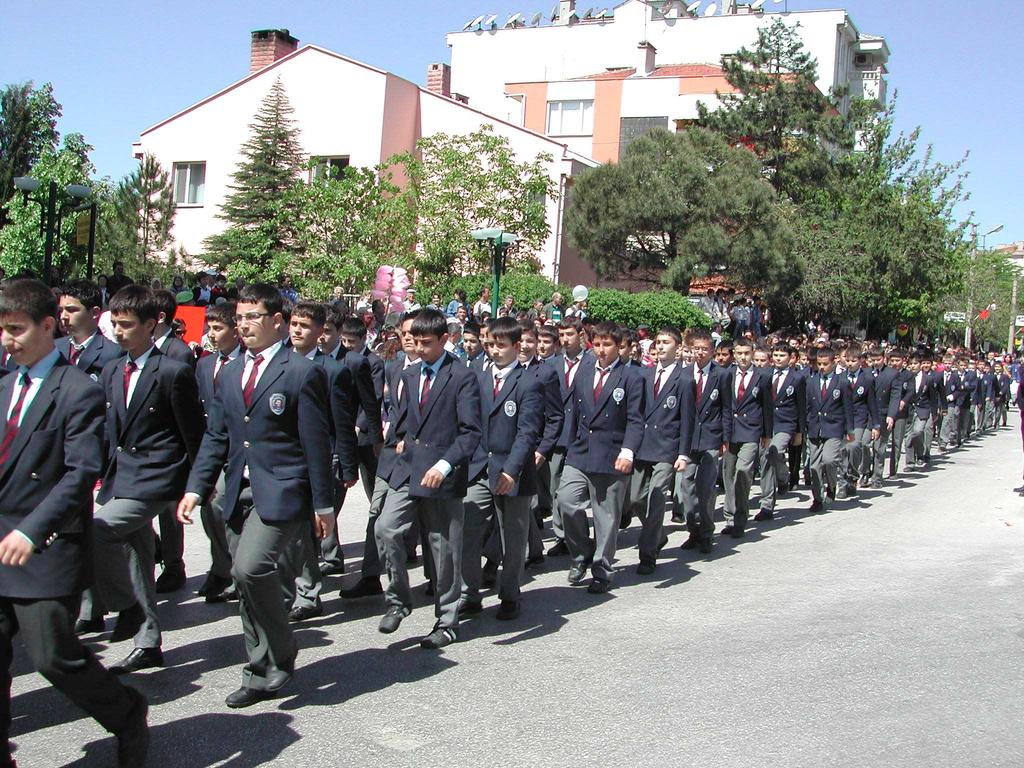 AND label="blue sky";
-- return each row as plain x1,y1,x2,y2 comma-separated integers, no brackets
3,0,1020,243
